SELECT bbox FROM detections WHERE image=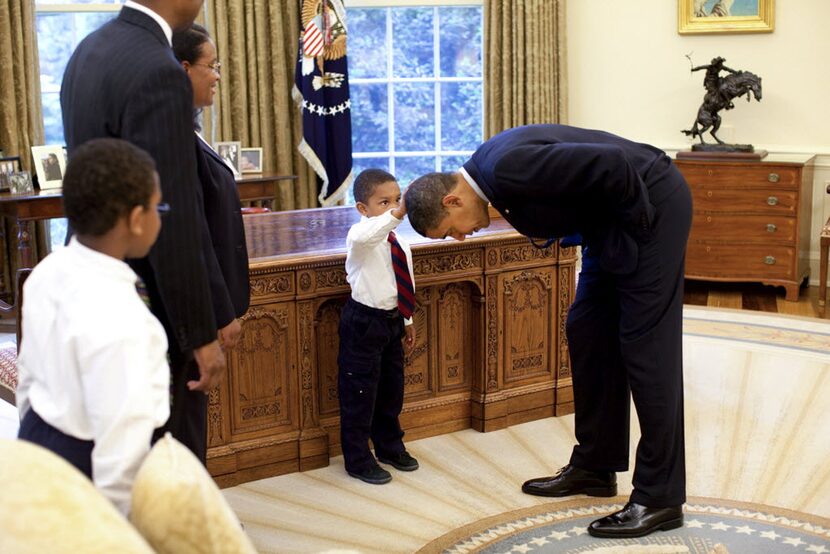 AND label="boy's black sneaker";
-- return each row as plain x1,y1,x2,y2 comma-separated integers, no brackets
347,465,392,485
377,450,419,471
